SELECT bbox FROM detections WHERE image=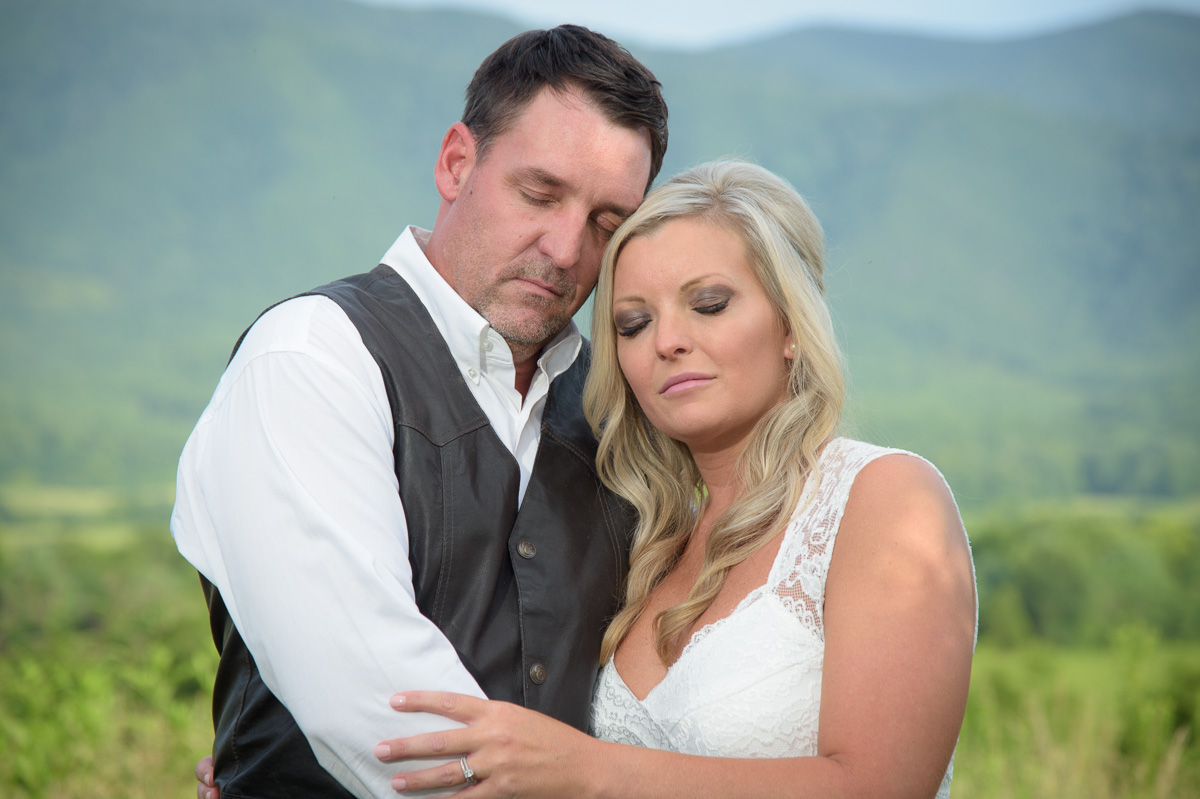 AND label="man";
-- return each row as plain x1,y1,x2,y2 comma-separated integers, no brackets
173,25,668,798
